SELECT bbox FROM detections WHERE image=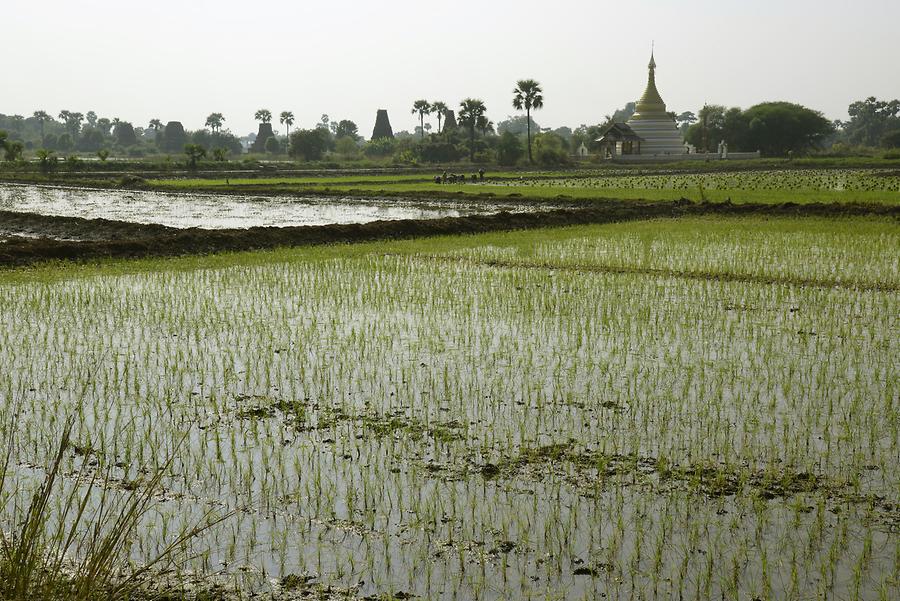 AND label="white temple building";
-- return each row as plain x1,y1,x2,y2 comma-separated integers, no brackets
596,51,685,158
595,51,760,162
